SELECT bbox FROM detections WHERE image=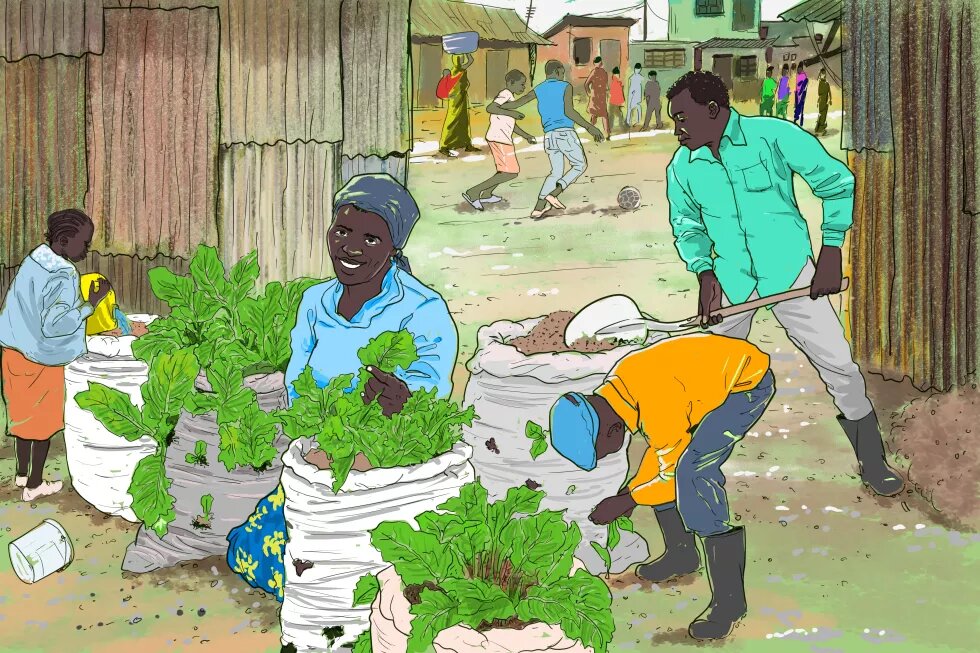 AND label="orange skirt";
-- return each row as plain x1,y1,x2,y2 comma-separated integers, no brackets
1,348,65,441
